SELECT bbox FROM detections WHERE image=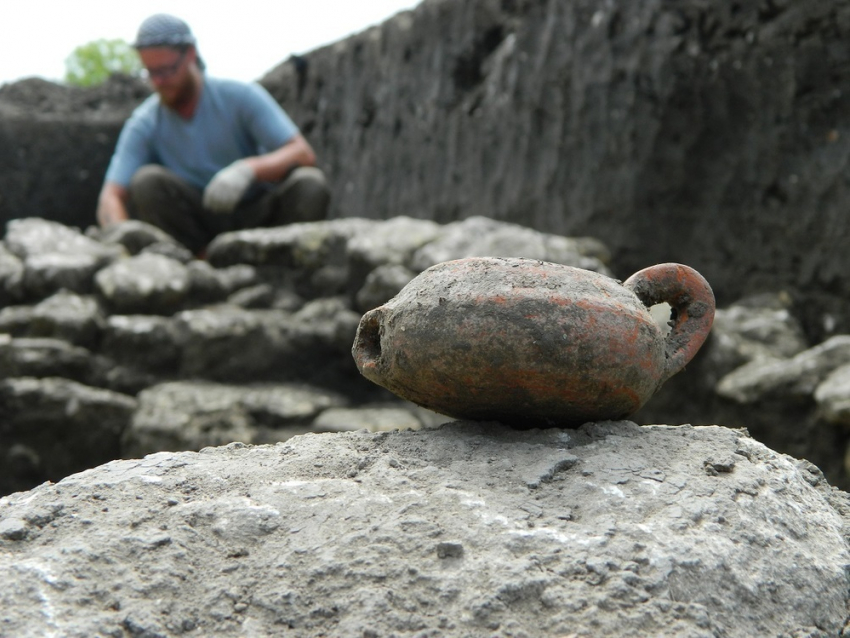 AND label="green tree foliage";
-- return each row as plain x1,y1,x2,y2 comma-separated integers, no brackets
64,38,141,87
